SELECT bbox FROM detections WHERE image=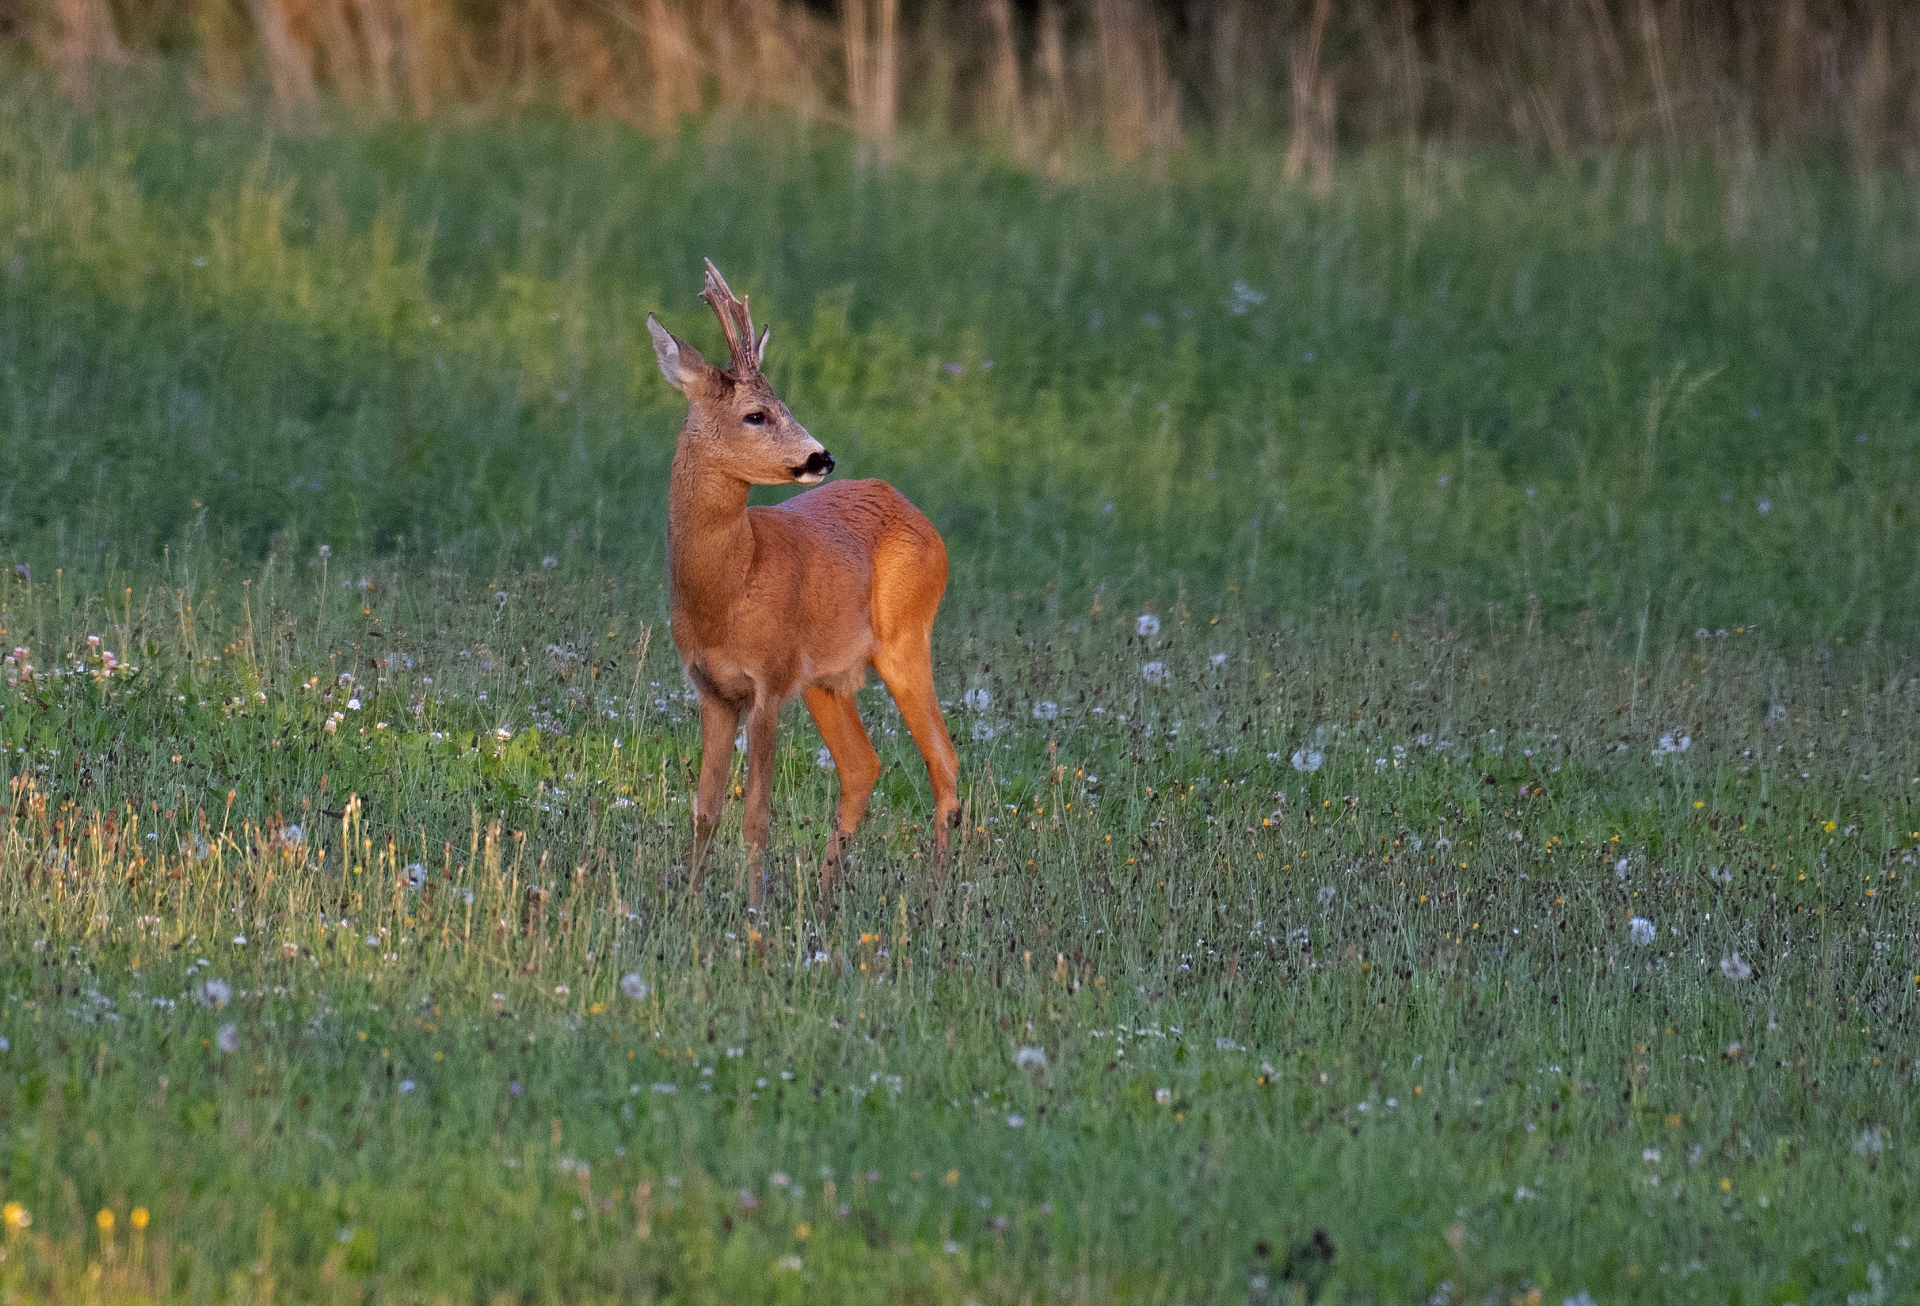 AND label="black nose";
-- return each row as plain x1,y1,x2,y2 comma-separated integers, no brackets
795,450,835,479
